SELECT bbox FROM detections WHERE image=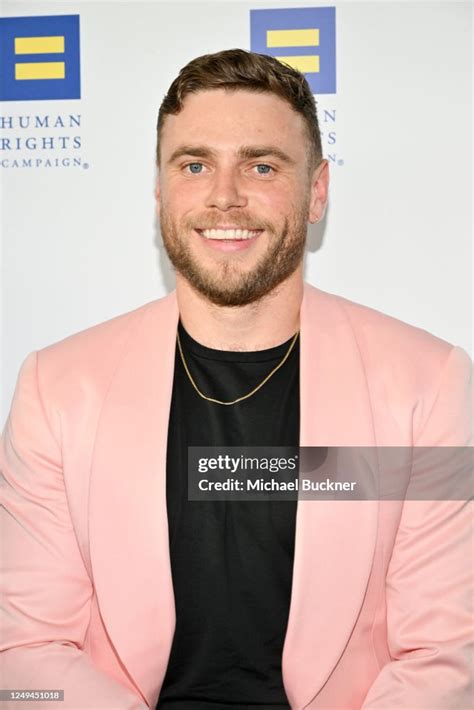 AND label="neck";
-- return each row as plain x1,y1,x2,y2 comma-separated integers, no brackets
176,267,303,351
